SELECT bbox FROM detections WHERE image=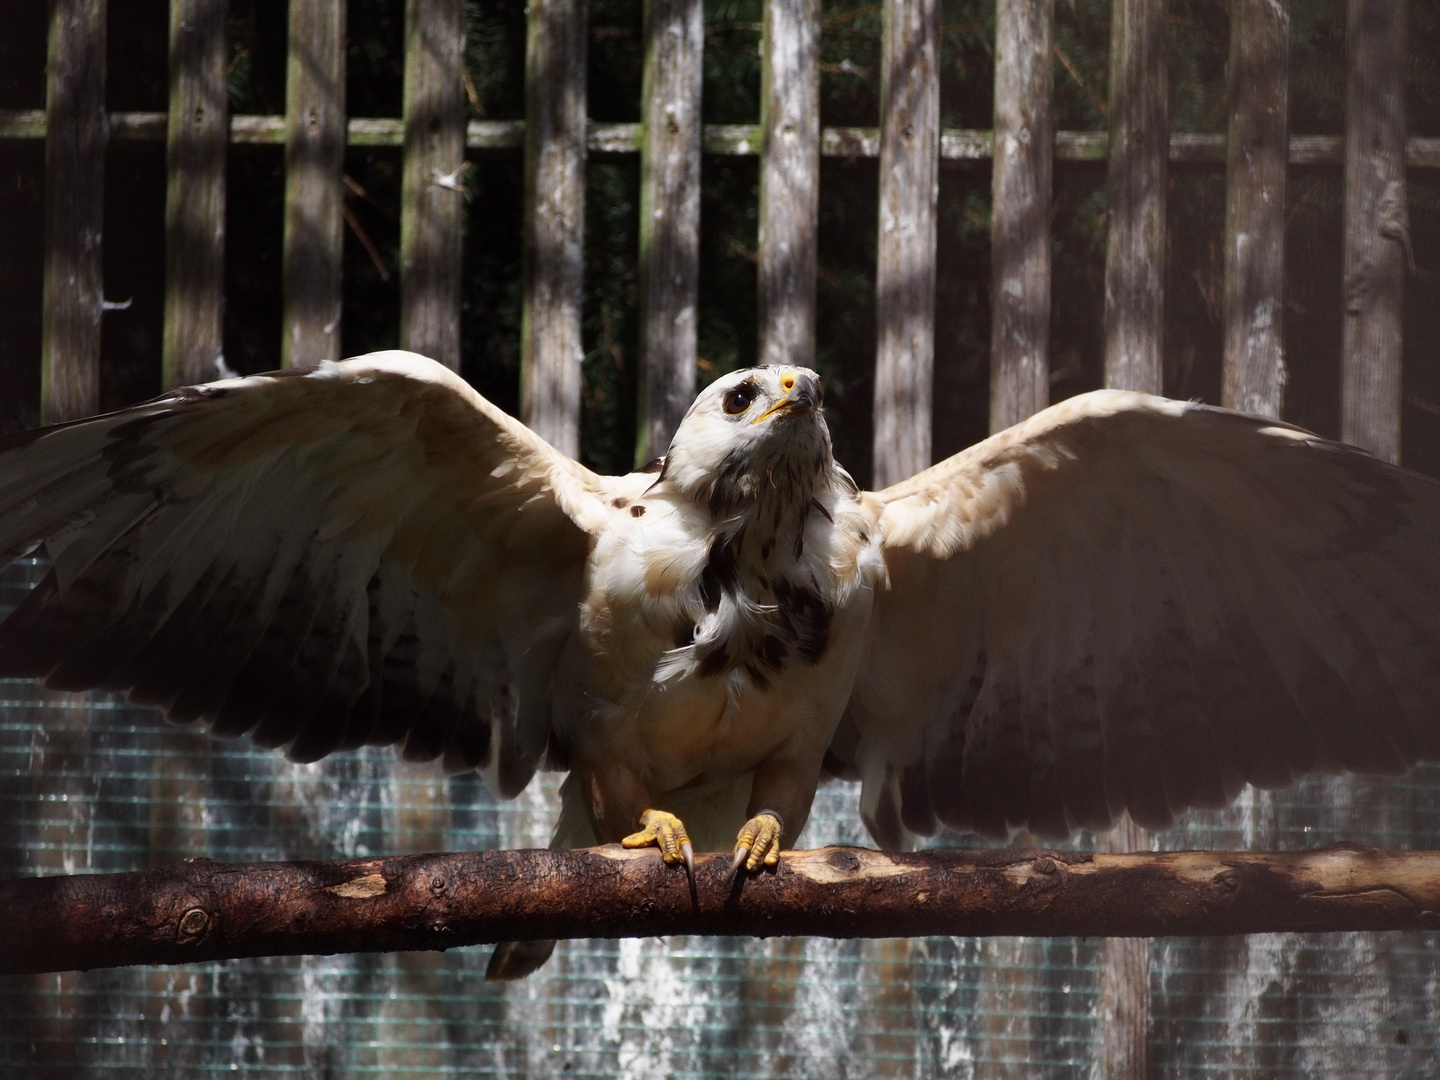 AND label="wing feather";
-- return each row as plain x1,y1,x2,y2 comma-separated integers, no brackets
845,389,1440,843
0,351,605,797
